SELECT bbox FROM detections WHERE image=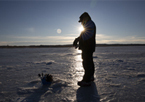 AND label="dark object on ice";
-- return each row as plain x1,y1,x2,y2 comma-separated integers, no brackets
38,73,53,85
116,60,123,62
137,73,145,77
46,62,52,65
